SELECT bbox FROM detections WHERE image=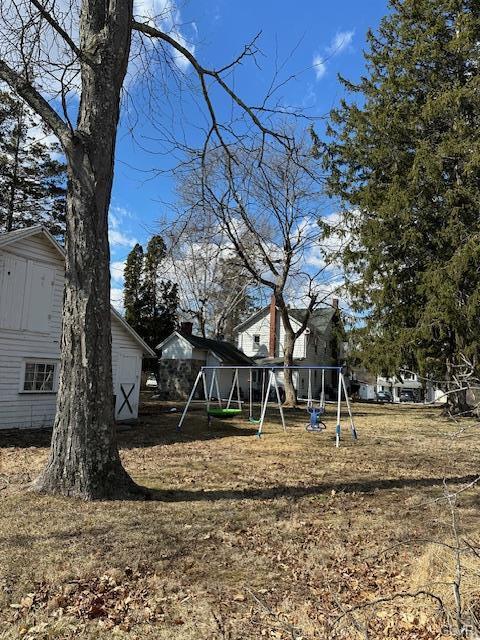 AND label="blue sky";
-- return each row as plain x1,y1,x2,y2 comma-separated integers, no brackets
109,0,390,306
